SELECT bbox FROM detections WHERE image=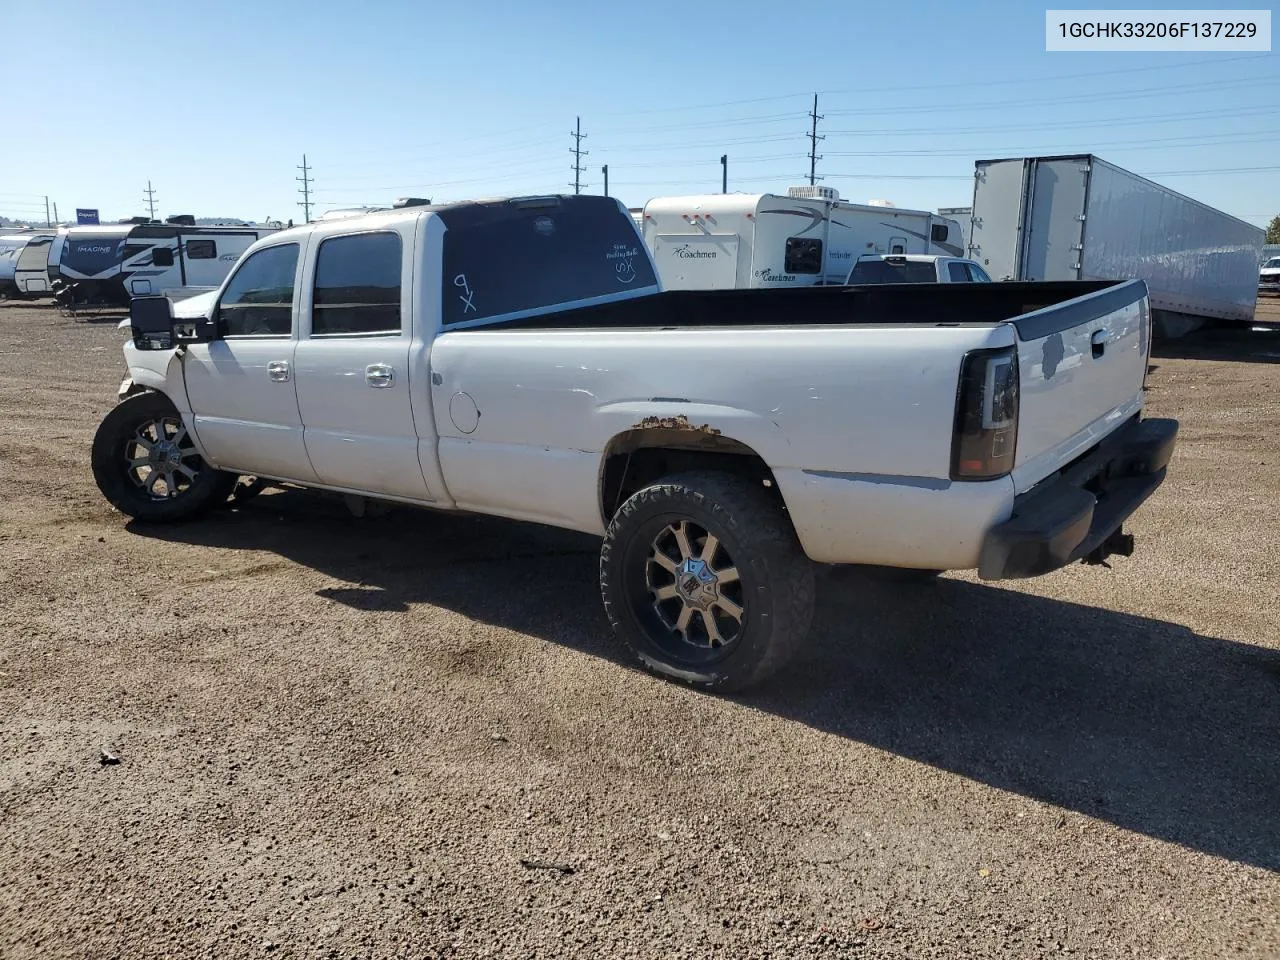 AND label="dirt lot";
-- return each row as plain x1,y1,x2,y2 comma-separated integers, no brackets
1,301,1277,959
